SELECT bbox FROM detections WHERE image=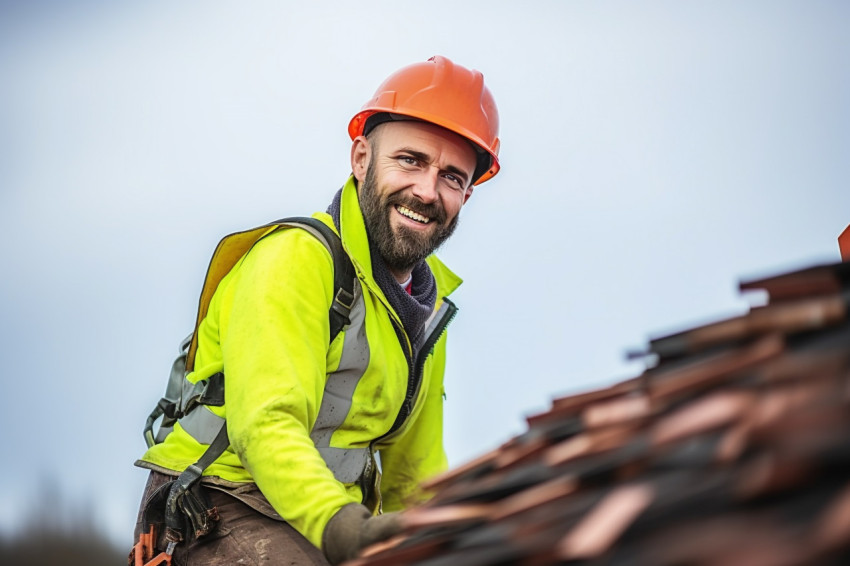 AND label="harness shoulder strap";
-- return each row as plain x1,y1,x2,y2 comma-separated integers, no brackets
143,217,355,449
185,216,354,371
283,217,356,343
